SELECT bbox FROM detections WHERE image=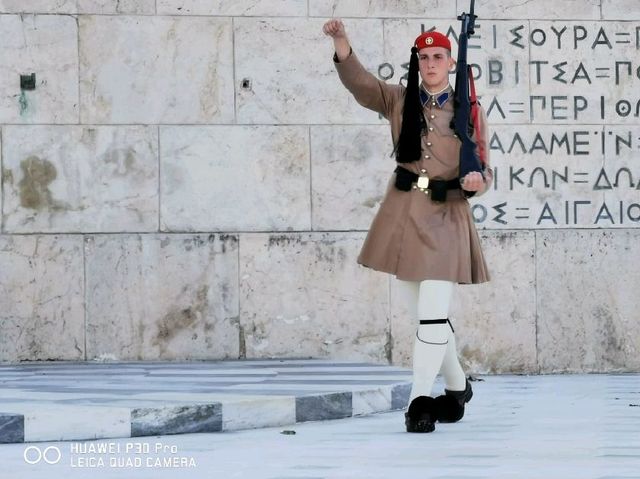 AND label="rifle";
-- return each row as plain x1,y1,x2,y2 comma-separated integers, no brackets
451,0,485,186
